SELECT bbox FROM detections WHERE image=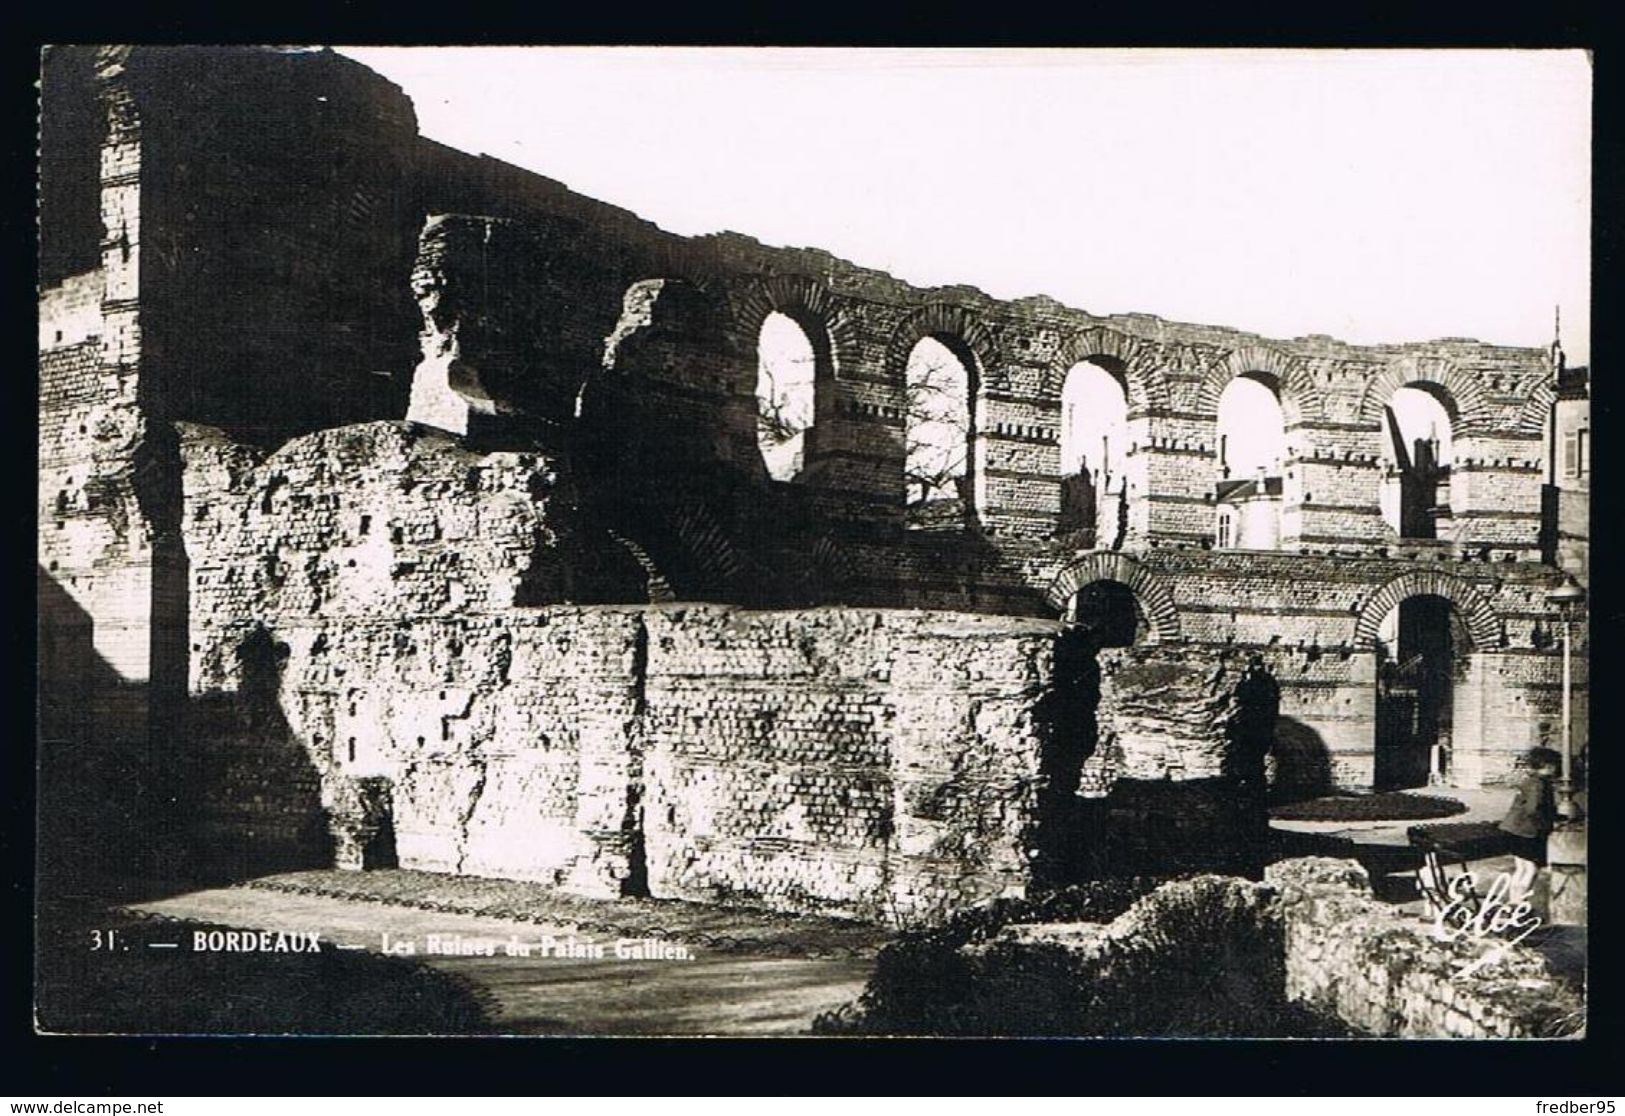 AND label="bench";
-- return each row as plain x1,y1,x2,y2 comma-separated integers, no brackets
1407,821,1515,918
